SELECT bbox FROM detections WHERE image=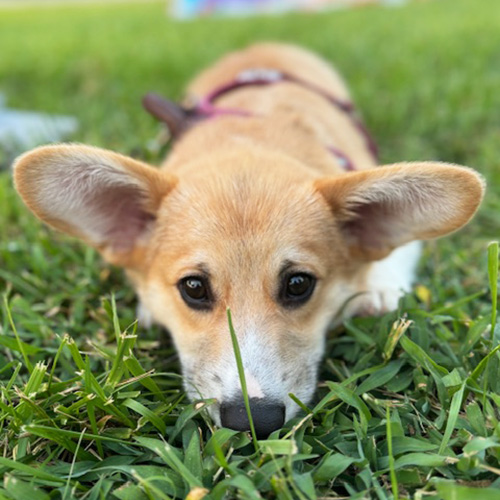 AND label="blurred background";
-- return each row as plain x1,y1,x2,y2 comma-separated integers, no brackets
0,0,497,170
